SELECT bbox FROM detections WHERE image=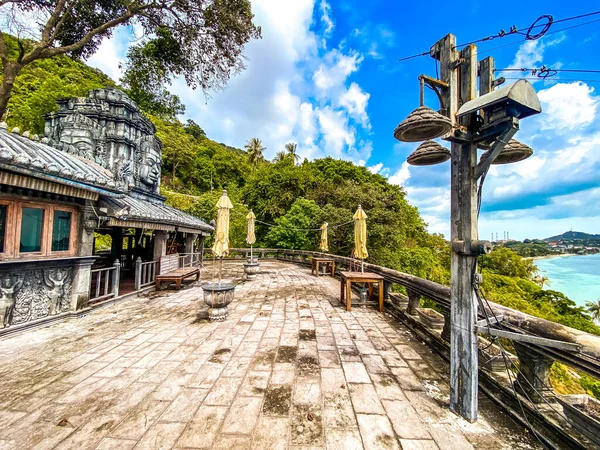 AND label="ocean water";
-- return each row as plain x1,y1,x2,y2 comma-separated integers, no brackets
534,253,600,307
